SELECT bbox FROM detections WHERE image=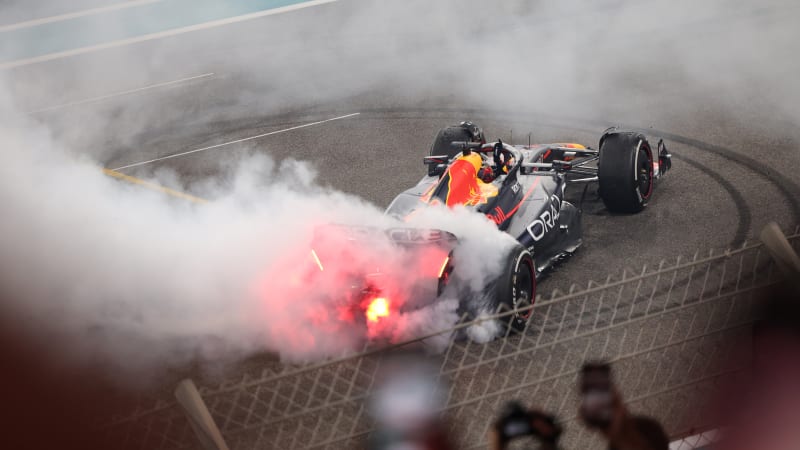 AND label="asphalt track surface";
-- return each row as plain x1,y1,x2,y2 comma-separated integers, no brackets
4,0,800,445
